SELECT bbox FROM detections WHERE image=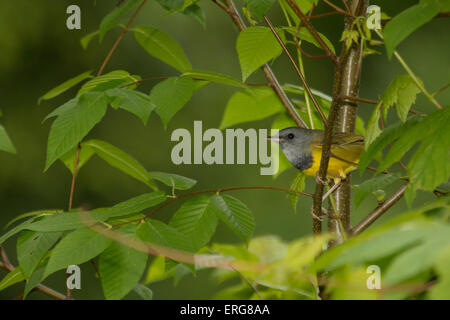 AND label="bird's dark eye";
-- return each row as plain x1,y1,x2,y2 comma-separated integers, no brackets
287,133,295,139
